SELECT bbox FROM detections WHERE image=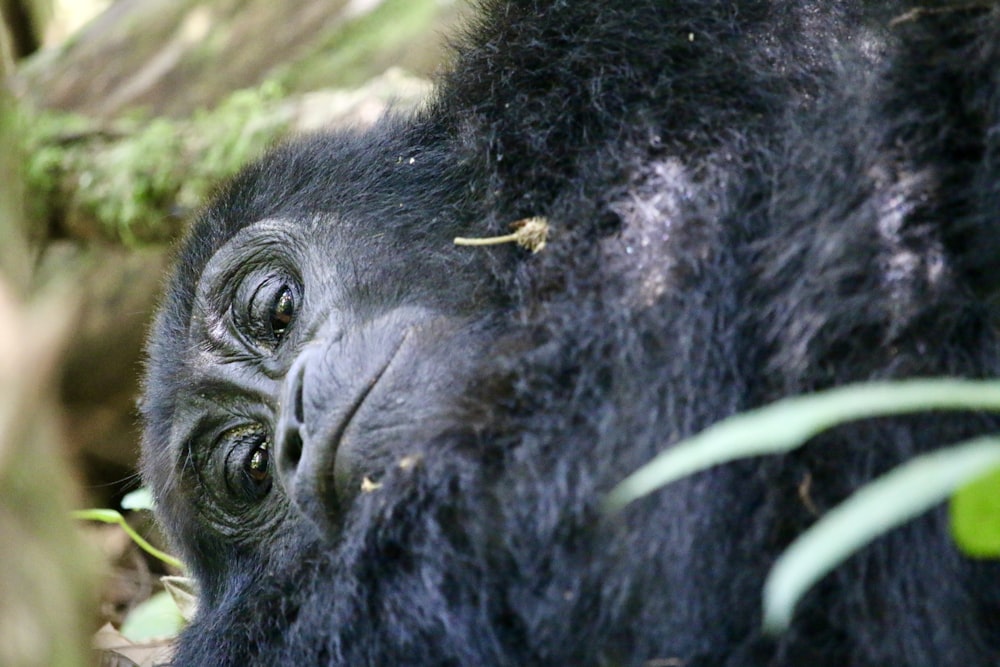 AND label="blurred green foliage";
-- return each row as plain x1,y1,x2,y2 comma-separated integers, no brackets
951,466,1000,558
23,81,287,245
